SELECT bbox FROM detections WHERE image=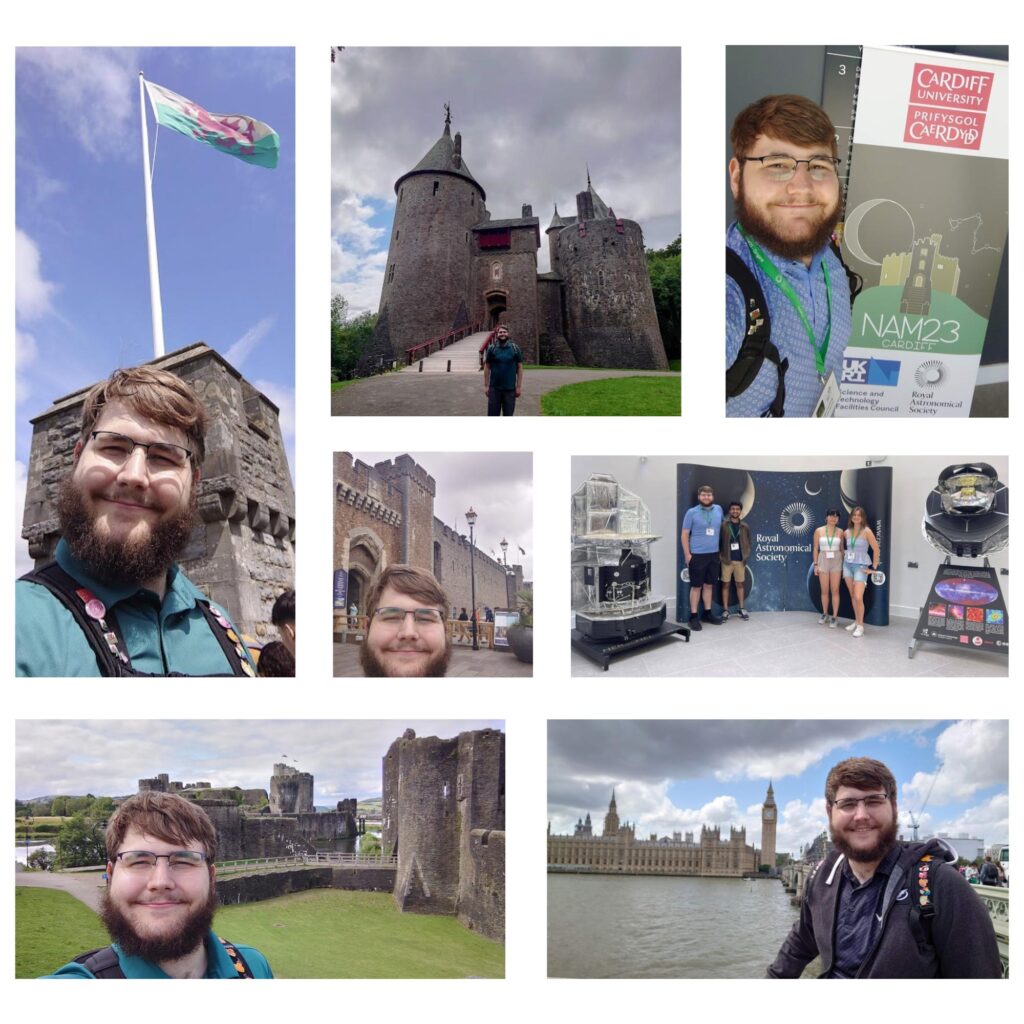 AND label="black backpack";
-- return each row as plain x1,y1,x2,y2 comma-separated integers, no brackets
726,240,862,416
72,937,254,978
